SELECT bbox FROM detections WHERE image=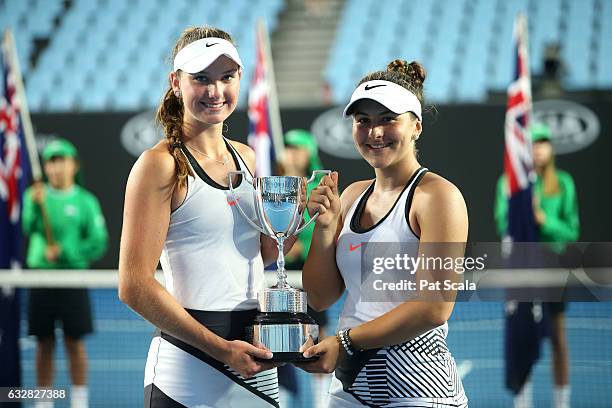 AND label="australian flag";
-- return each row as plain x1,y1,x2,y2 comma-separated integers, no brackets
503,14,548,395
247,24,276,177
0,31,31,388
503,12,537,244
